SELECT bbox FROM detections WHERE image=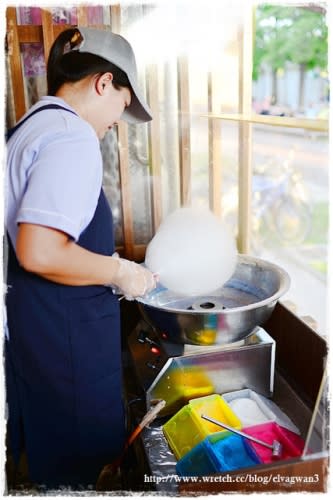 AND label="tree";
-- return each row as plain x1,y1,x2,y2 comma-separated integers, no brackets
253,4,328,108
